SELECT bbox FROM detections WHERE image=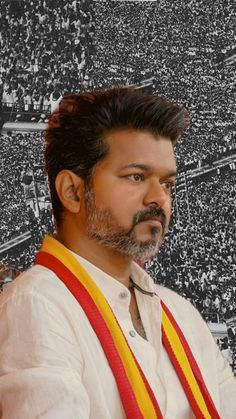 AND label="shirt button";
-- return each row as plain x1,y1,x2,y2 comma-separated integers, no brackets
119,291,128,299
129,330,136,337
